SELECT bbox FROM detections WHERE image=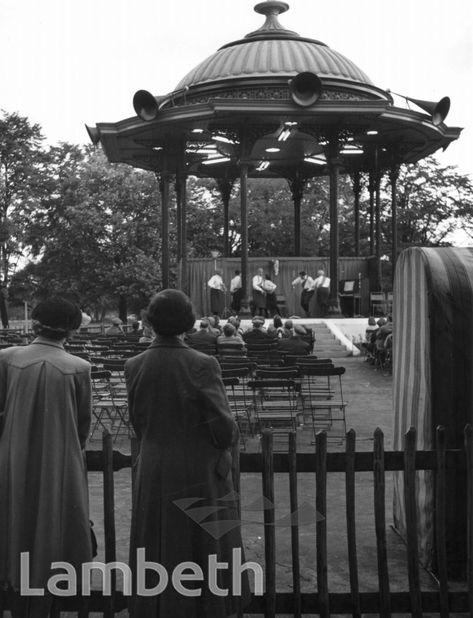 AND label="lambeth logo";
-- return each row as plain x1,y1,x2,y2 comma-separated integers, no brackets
173,490,324,539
